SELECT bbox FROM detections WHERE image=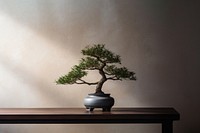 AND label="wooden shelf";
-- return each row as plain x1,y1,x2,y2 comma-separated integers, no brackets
0,108,180,133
